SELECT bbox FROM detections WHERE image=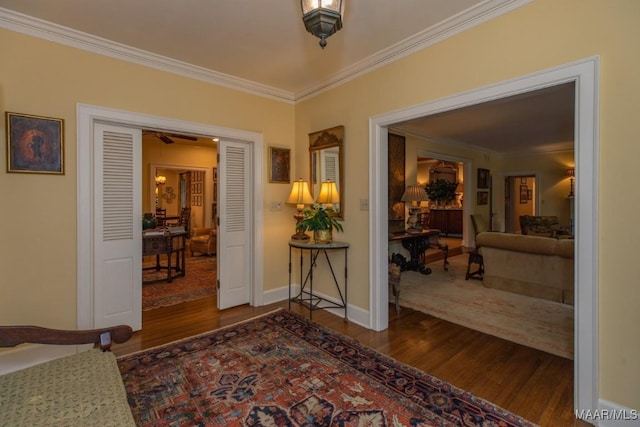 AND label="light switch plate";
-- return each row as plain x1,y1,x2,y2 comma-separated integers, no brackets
270,201,282,211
